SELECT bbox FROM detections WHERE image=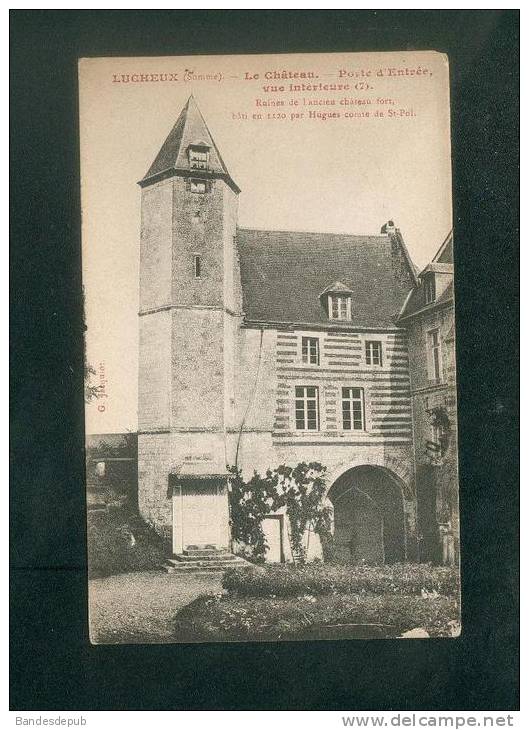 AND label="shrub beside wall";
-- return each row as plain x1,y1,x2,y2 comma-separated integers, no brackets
87,506,166,578
222,563,460,598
